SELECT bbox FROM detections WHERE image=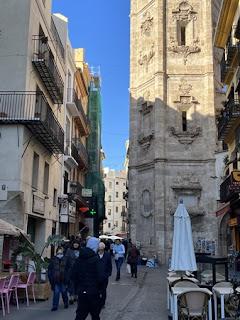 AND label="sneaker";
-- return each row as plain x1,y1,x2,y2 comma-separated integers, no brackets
51,307,57,312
